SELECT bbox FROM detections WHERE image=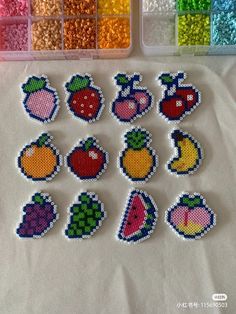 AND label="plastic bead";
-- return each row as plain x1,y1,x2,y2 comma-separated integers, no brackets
31,0,61,16
177,0,211,11
0,0,28,16
0,23,28,51
178,14,210,46
31,19,62,50
143,14,175,46
212,12,236,46
64,19,96,50
98,0,130,15
212,0,236,11
98,18,130,49
64,0,96,16
143,0,176,12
